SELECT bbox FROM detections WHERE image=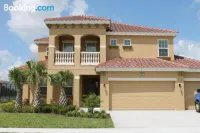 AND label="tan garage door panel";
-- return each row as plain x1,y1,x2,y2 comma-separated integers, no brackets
185,82,200,110
110,81,175,110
